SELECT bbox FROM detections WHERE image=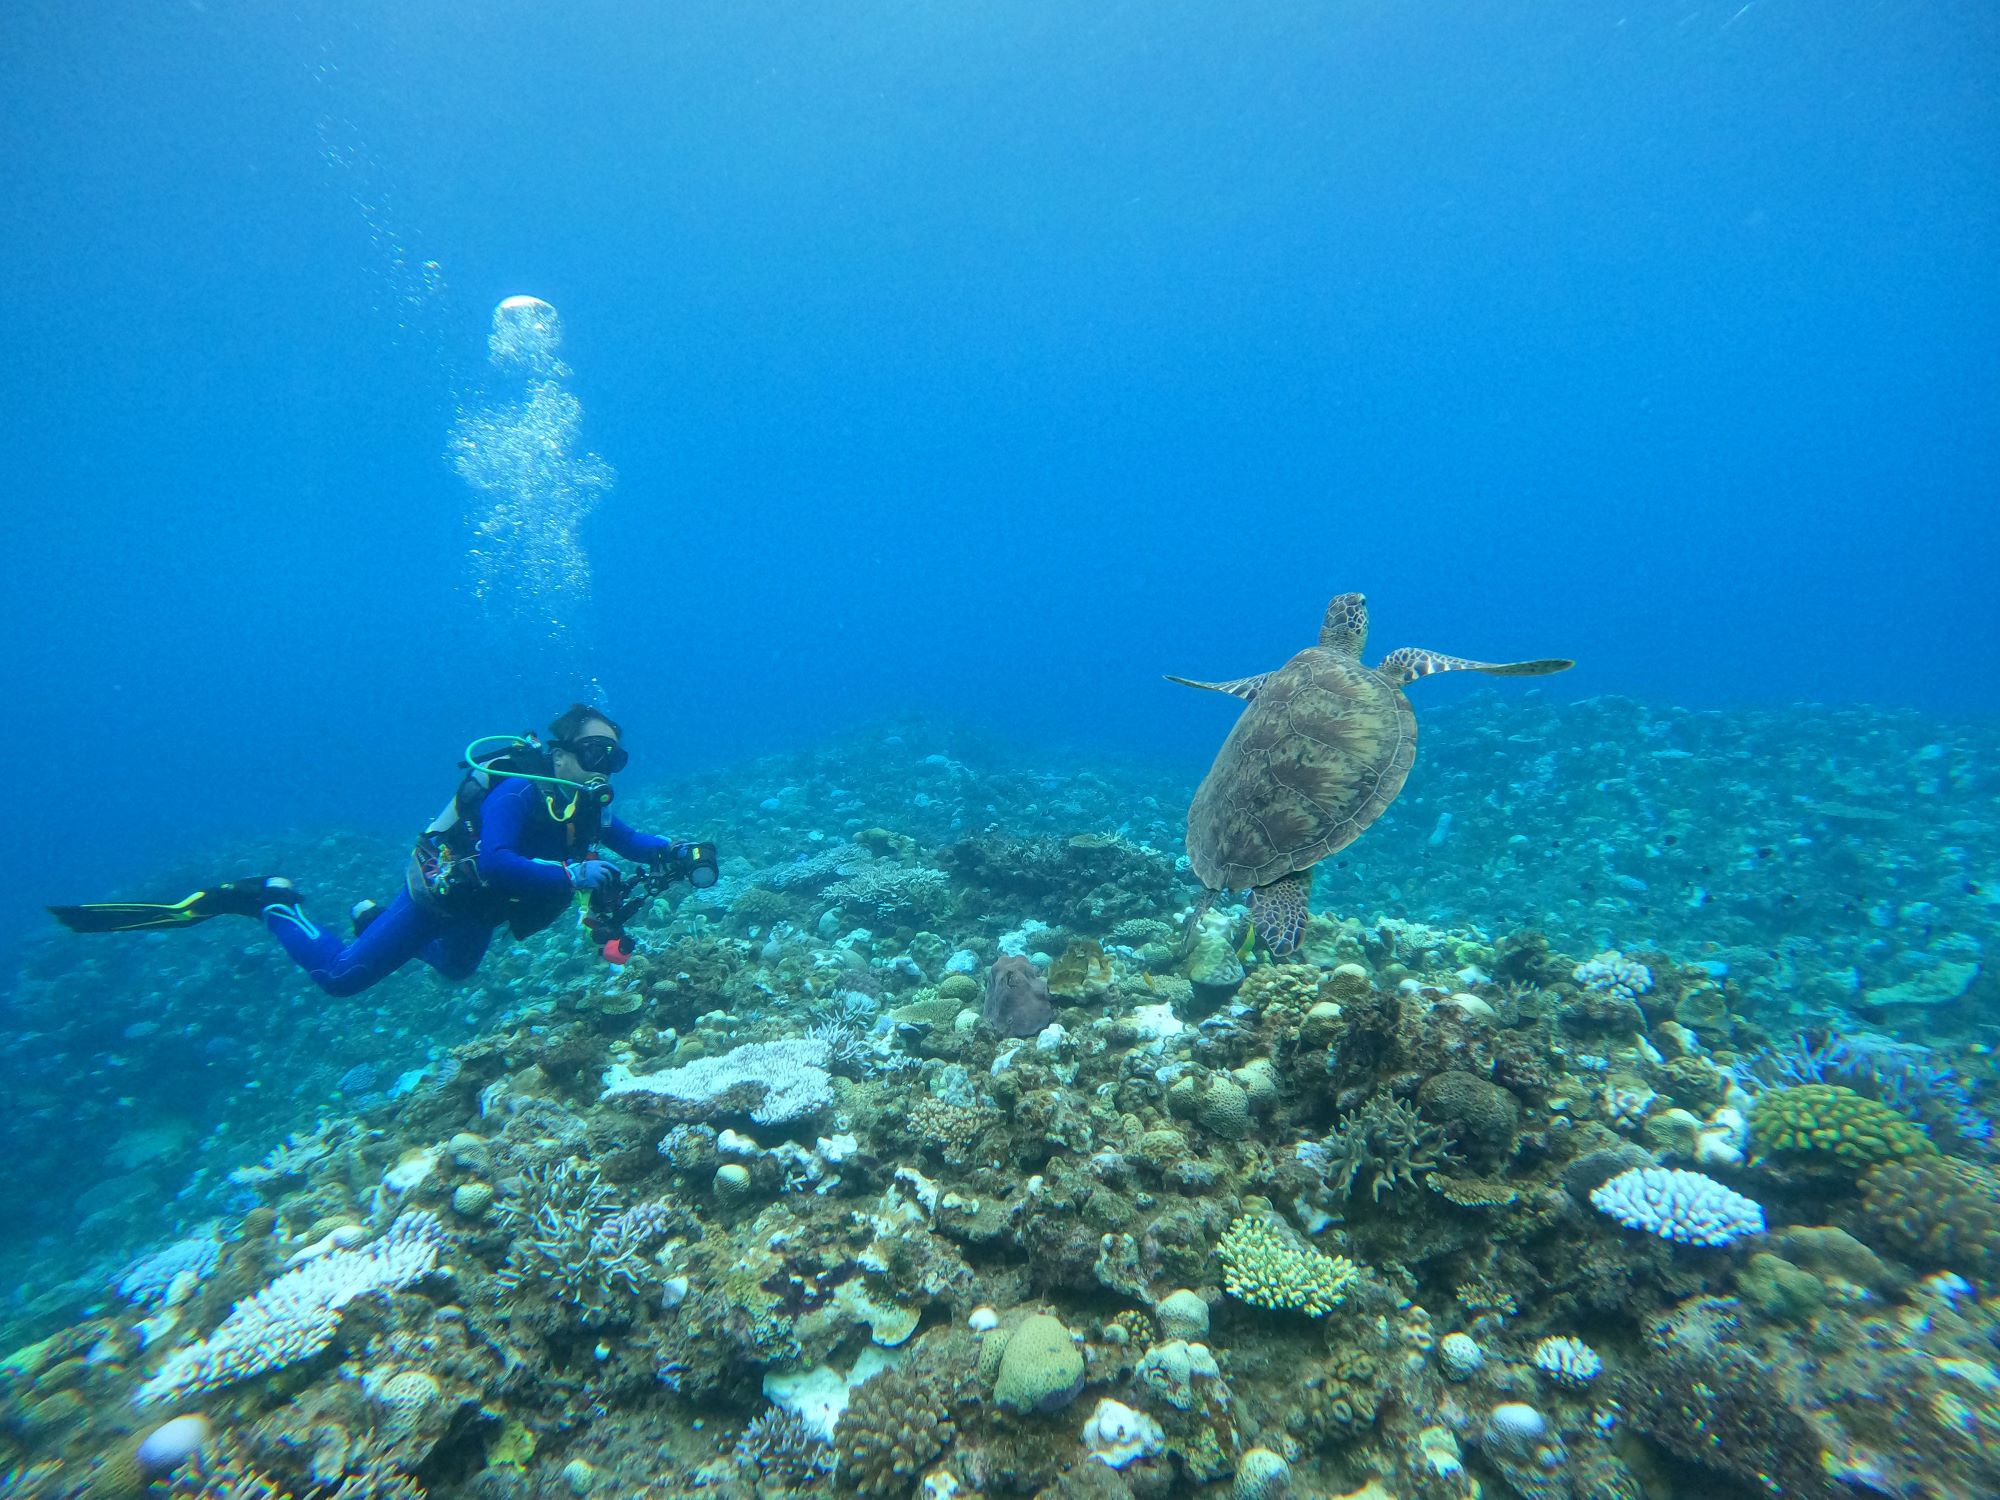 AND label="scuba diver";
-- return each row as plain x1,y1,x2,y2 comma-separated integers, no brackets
49,705,718,995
